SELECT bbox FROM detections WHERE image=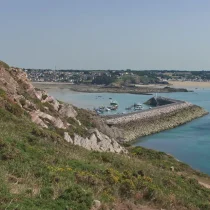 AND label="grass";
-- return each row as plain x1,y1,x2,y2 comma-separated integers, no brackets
0,60,9,69
0,104,210,210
